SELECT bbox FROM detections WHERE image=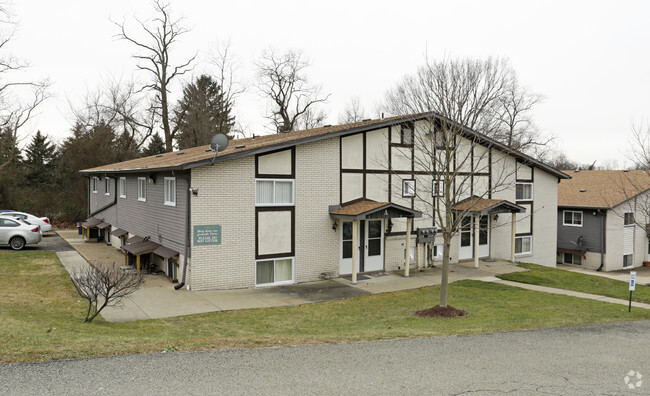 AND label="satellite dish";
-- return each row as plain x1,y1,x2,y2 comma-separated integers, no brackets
210,134,229,153
209,134,229,166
